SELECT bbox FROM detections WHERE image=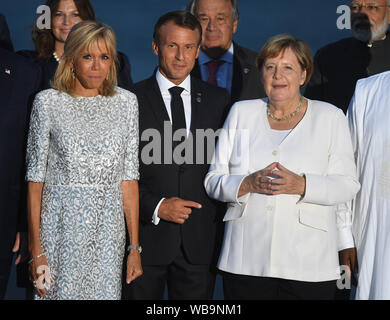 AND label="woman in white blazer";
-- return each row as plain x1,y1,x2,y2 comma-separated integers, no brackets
204,34,360,300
